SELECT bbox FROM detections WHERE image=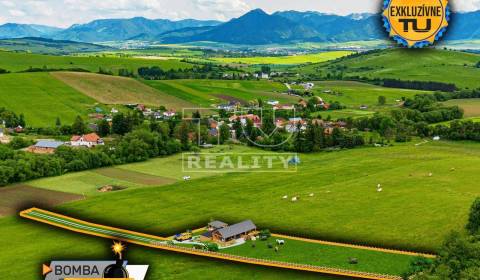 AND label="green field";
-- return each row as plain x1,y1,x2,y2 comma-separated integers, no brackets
311,81,432,117
443,98,480,118
0,51,192,73
223,237,415,276
297,49,480,89
144,79,297,107
212,51,353,65
51,72,195,109
0,72,99,126
3,141,480,278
